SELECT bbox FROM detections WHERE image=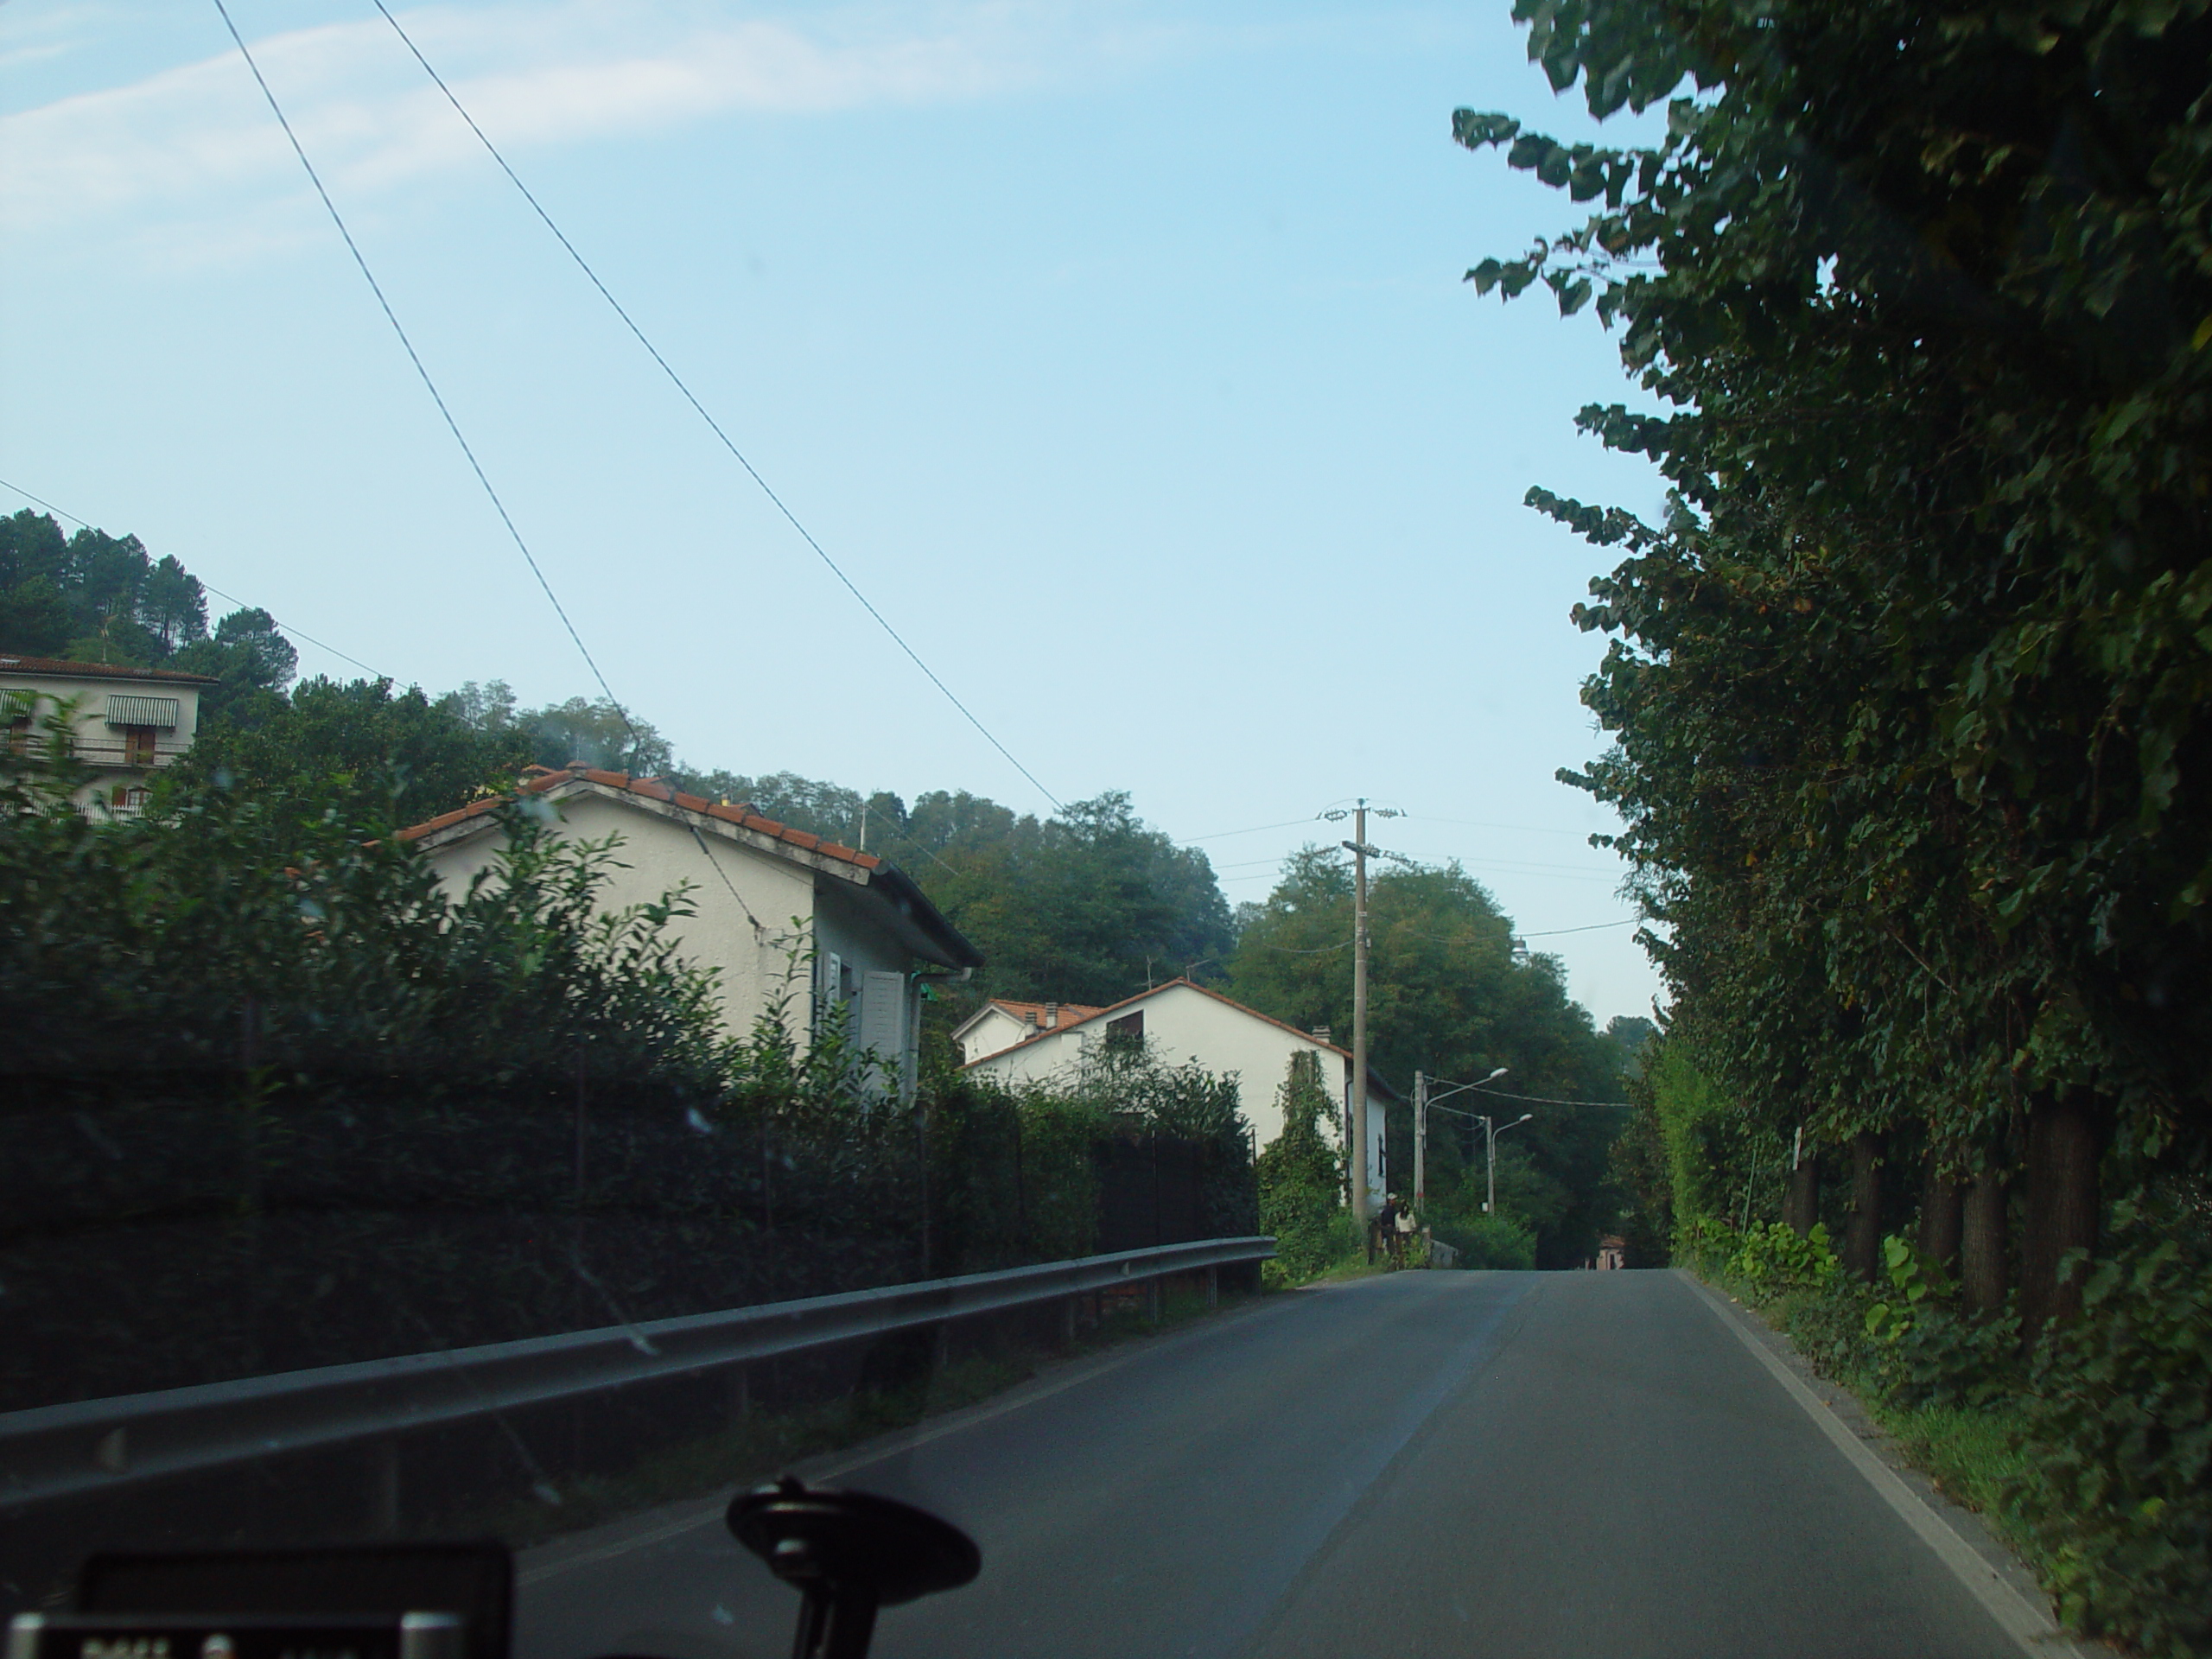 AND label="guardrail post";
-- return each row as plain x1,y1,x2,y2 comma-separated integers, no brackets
1205,1265,1219,1307
727,1364,750,1428
1145,1279,1160,1324
370,1438,401,1536
1061,1295,1078,1349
